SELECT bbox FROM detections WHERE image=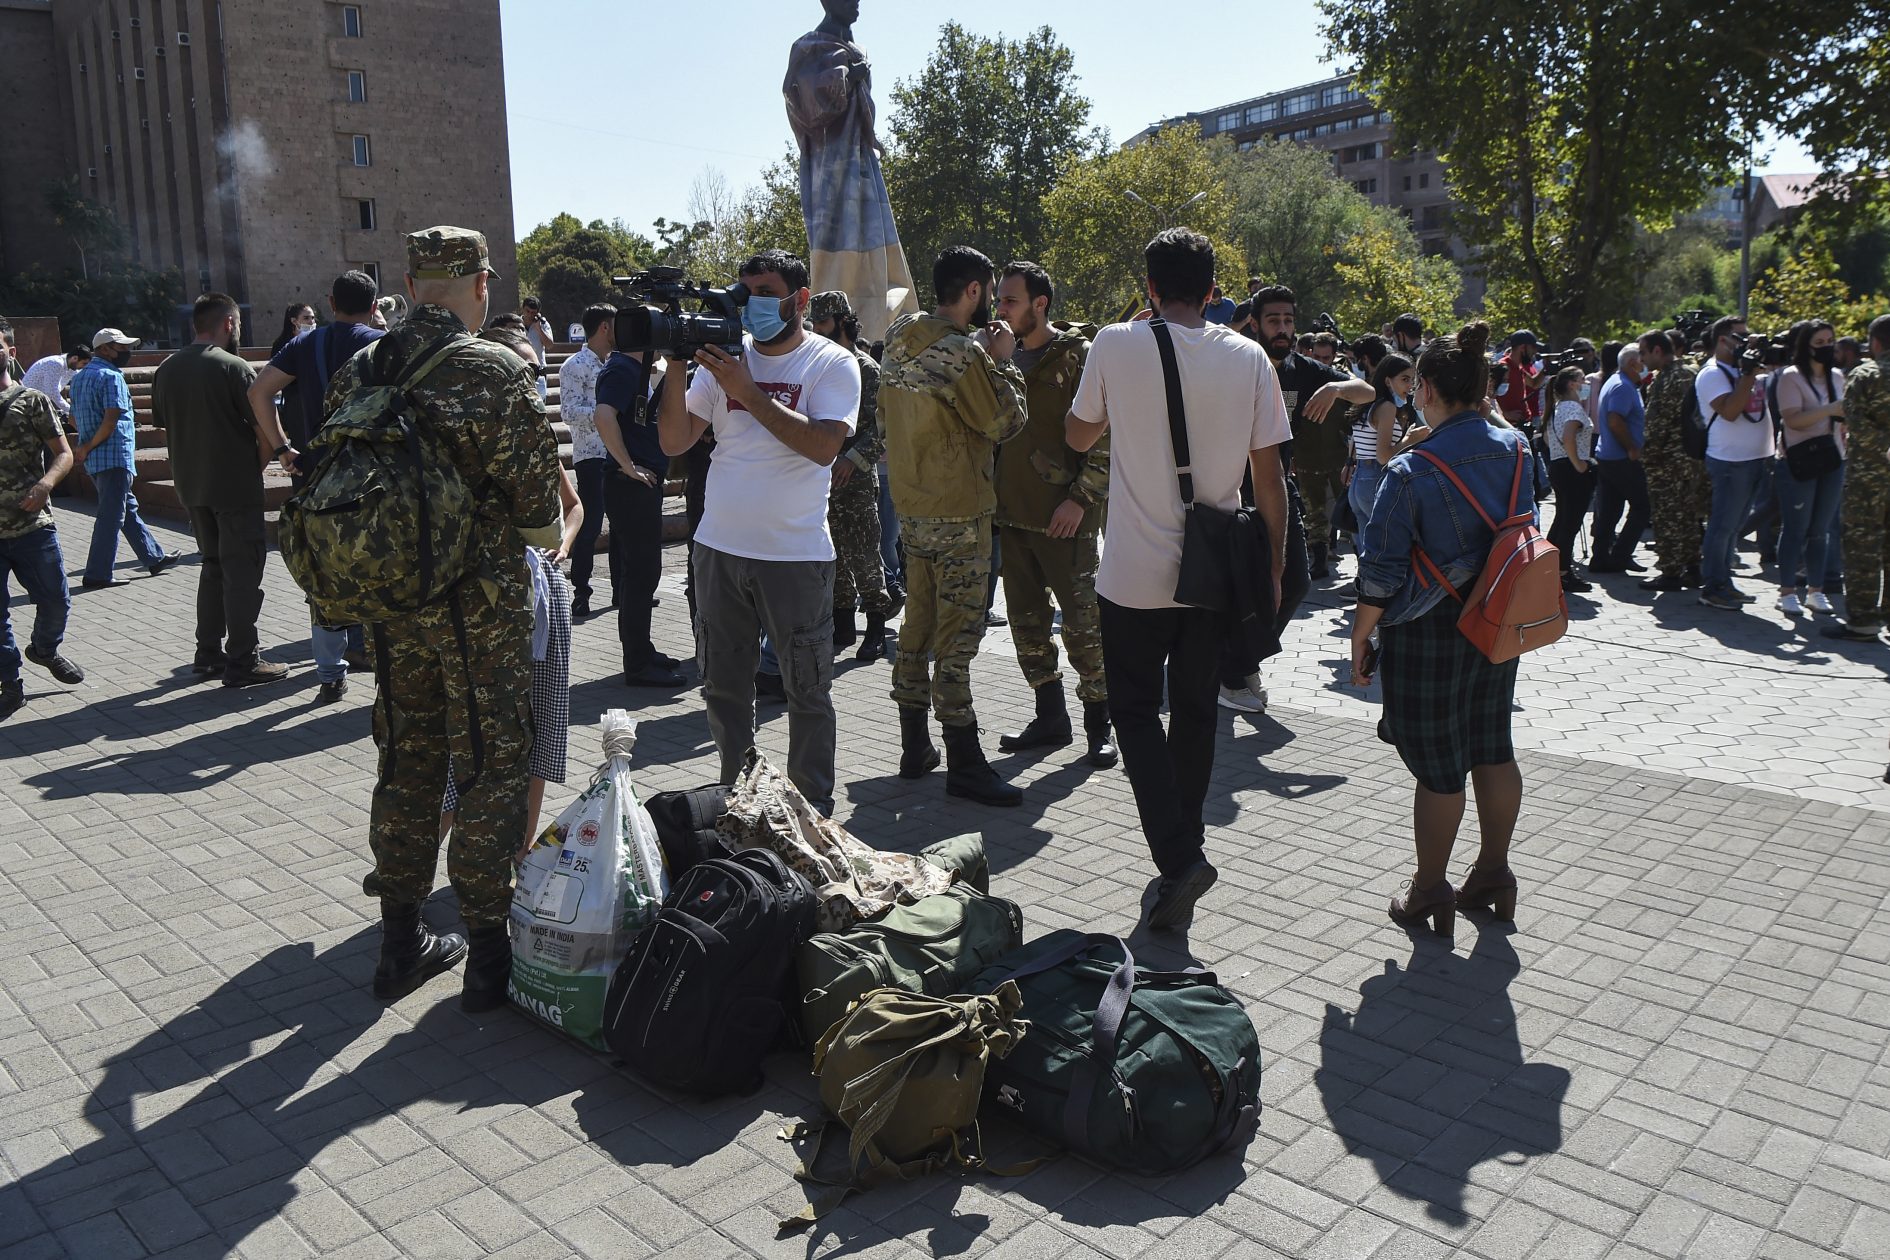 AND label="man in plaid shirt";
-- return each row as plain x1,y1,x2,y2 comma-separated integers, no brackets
69,328,175,588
